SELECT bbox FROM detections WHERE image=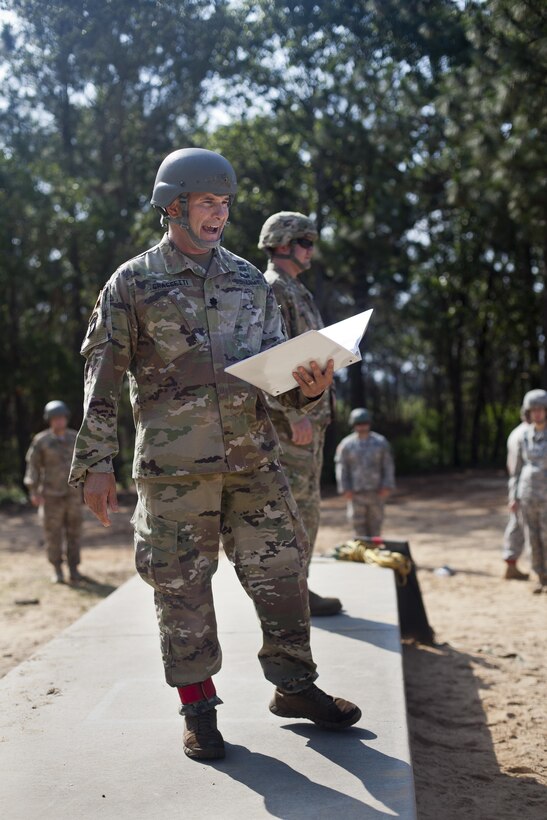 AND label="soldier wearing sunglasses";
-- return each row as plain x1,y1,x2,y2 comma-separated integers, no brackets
258,212,341,616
